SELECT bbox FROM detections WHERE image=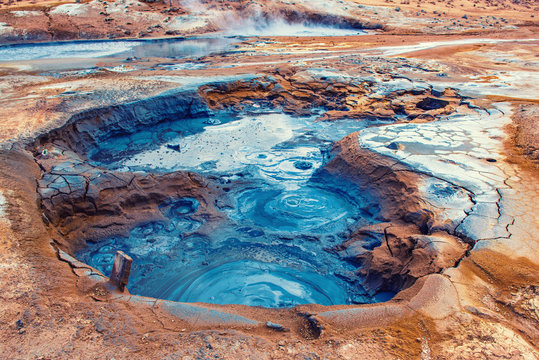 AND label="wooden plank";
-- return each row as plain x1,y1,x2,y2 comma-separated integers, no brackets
109,251,132,292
